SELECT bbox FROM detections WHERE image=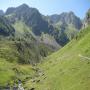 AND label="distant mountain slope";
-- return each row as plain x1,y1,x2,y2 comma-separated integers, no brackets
39,33,60,49
48,12,82,29
0,16,15,37
45,12,82,45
